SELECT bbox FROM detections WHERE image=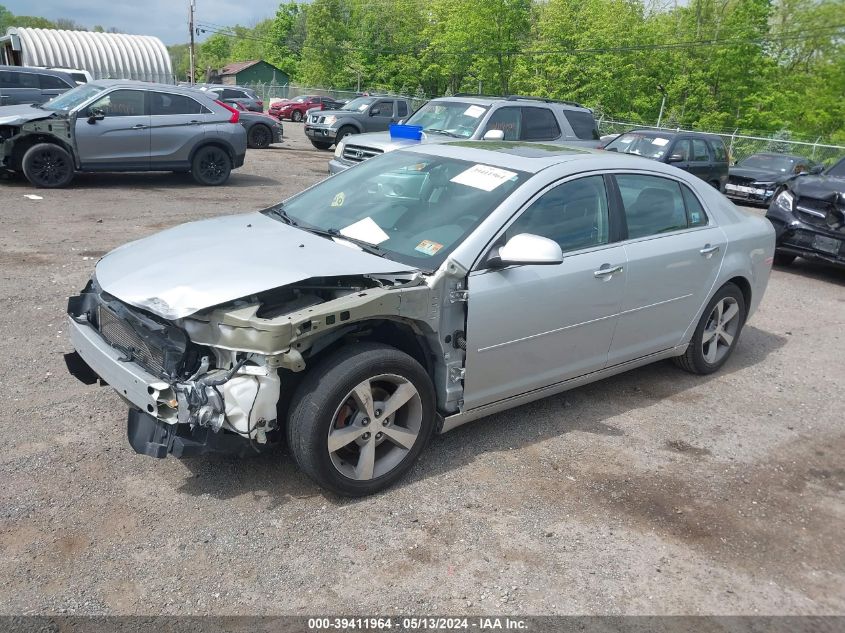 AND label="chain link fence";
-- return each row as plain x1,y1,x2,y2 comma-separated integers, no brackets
598,118,845,167
242,82,428,112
